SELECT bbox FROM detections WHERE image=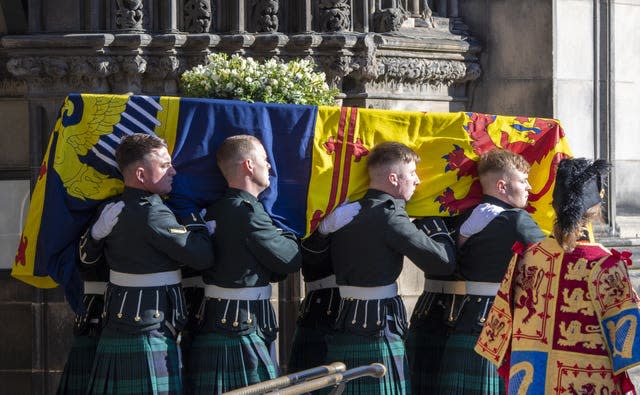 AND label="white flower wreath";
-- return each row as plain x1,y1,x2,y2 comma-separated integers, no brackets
181,53,339,106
